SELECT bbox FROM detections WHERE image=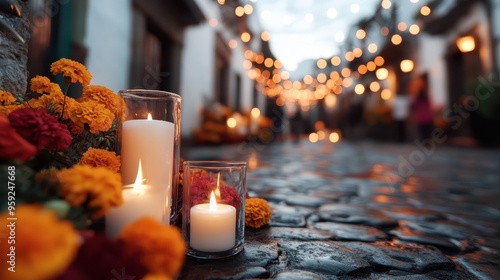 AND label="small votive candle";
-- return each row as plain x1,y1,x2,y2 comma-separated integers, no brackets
190,191,236,252
182,161,247,259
